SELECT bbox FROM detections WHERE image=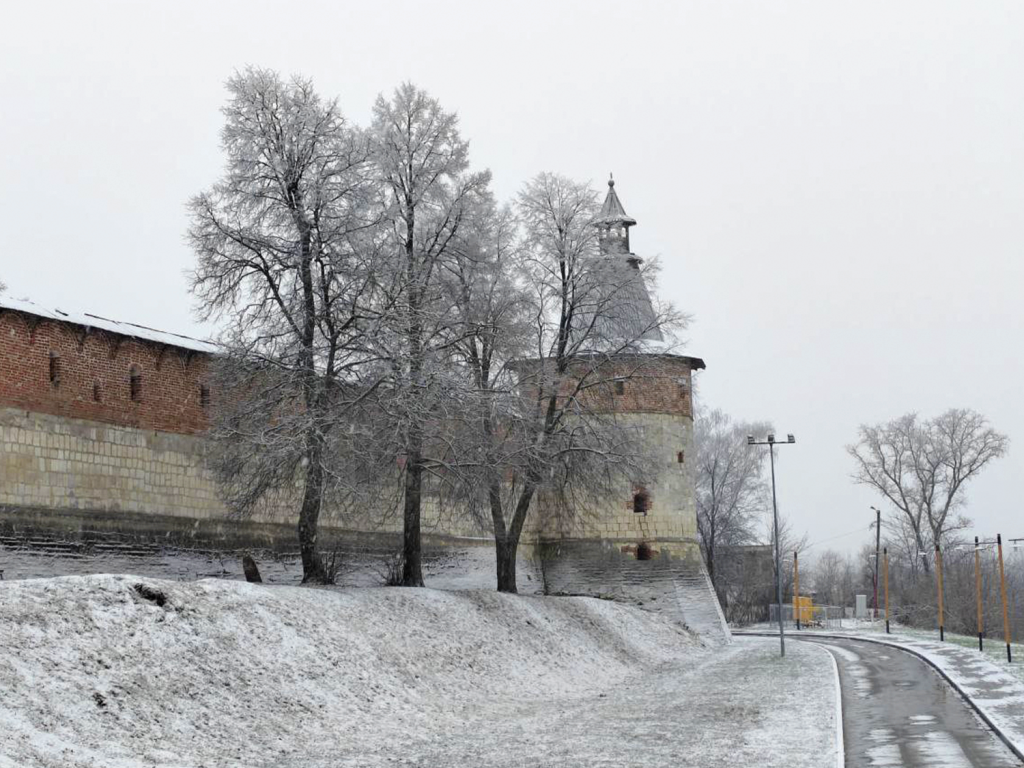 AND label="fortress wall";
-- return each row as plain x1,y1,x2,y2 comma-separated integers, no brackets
0,308,212,435
0,406,491,540
537,541,729,642
0,406,225,520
